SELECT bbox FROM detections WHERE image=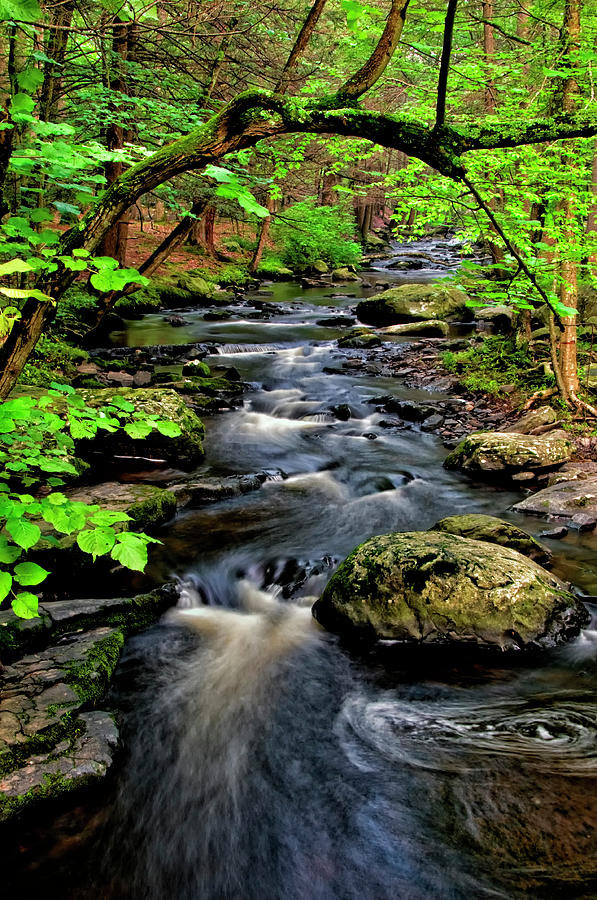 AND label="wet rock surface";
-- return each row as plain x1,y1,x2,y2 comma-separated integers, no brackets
313,531,588,649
